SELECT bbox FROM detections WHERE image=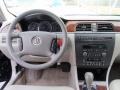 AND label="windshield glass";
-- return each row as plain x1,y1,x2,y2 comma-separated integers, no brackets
4,0,120,16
